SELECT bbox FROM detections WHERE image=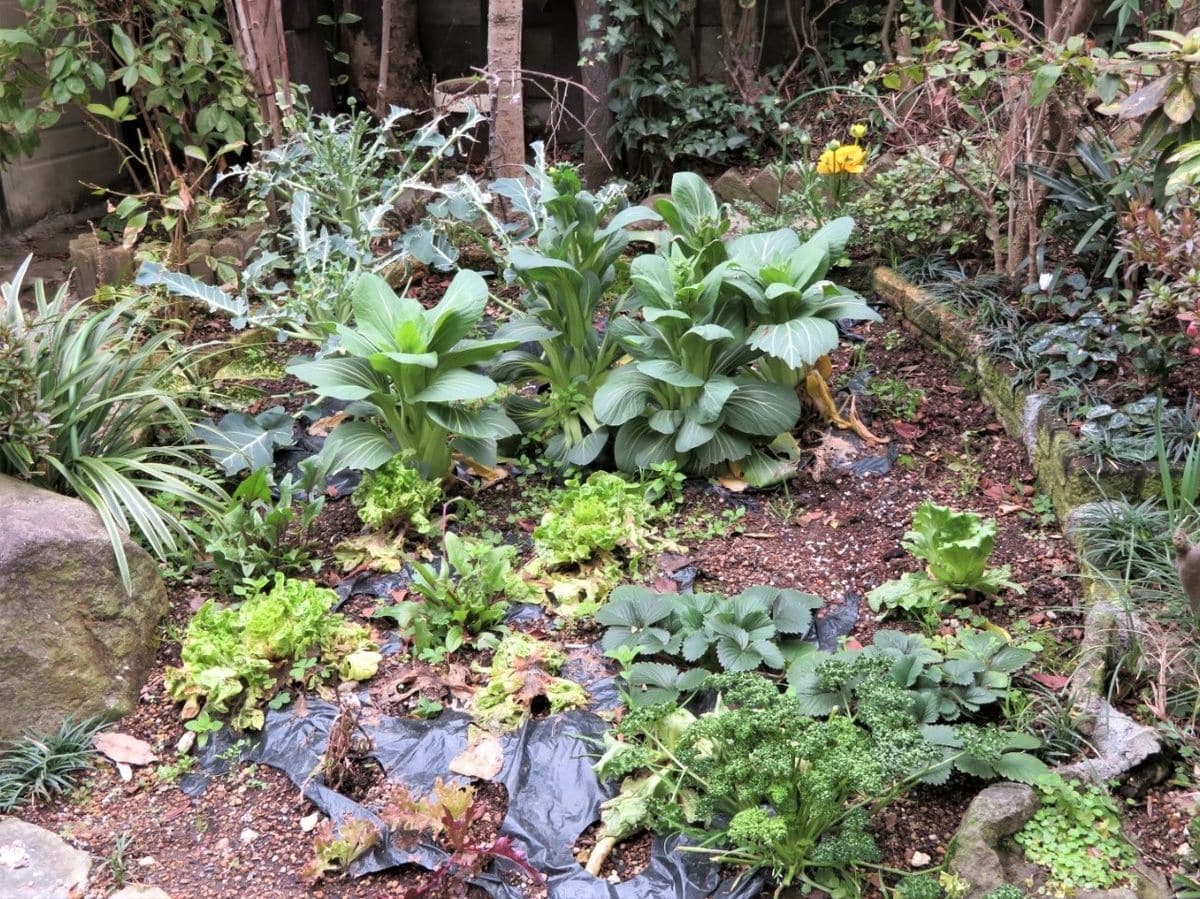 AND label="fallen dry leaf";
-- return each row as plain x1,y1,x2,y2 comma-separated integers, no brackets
95,732,157,766
449,735,504,780
1029,673,1070,691
893,421,925,440
307,411,349,437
